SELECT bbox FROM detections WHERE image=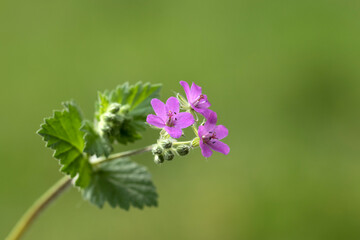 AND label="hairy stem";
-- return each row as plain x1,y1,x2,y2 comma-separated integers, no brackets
6,176,72,240
91,144,155,166
172,141,192,146
6,145,154,240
